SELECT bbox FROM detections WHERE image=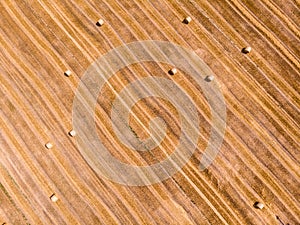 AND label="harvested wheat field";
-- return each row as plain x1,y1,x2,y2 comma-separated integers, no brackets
0,0,299,224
